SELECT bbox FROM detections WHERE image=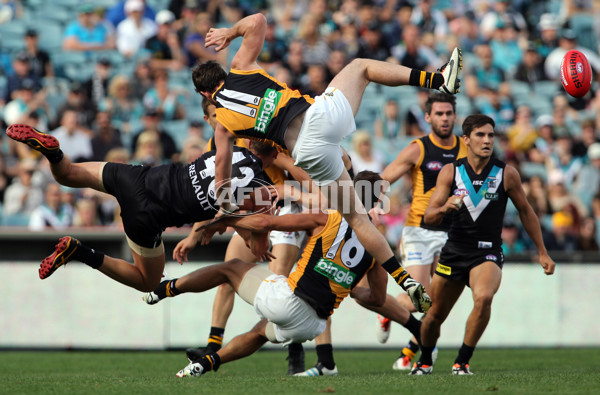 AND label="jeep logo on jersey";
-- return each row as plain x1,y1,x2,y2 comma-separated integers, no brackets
254,89,282,134
314,258,356,289
453,188,469,197
426,161,443,171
